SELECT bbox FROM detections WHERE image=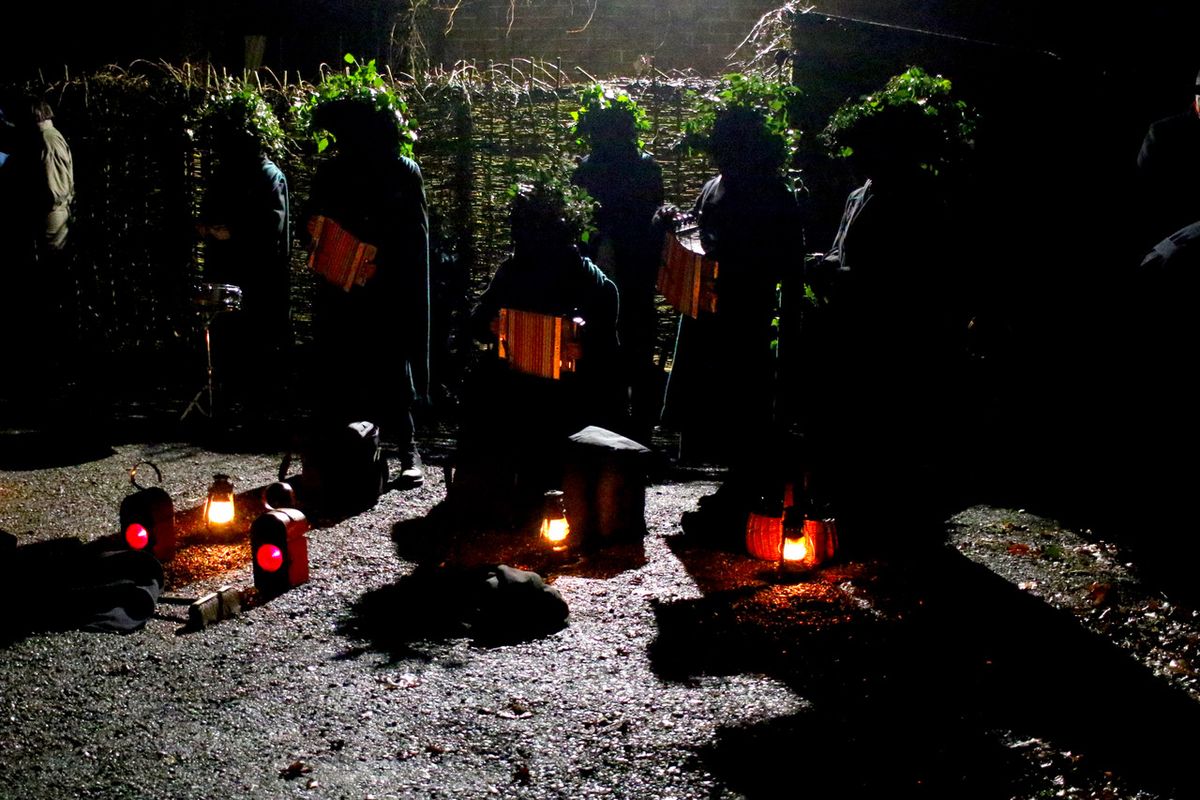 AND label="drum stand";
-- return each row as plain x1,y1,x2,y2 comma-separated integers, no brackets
181,311,220,422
